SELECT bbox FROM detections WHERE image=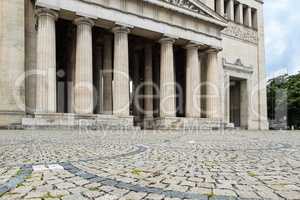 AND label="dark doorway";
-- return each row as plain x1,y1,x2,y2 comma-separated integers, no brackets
230,79,241,127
